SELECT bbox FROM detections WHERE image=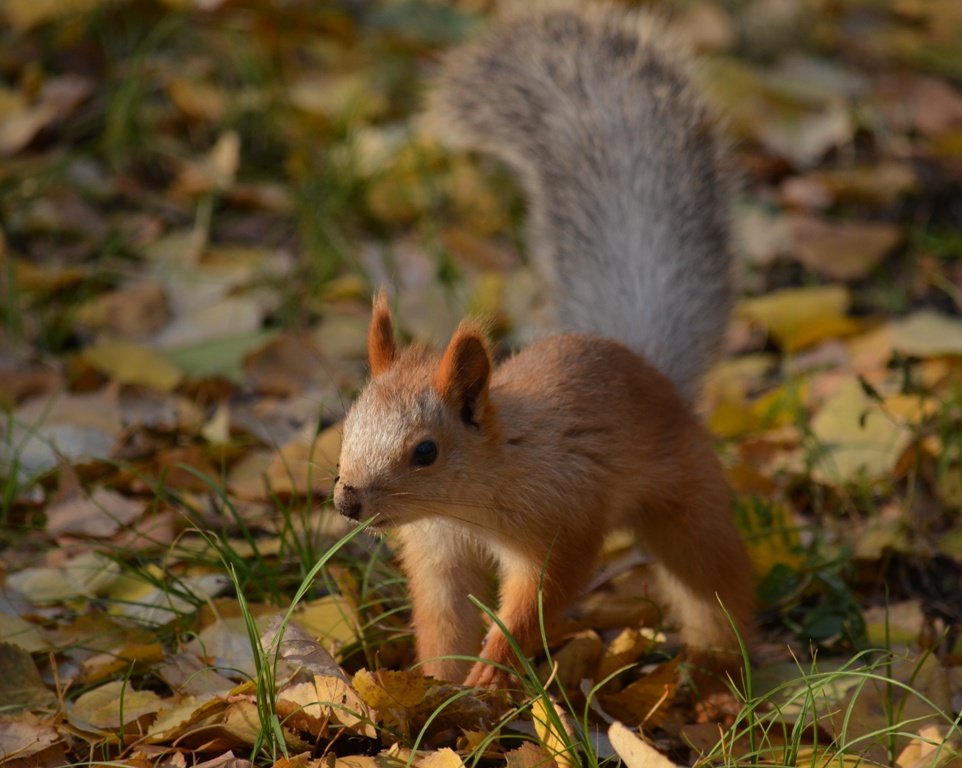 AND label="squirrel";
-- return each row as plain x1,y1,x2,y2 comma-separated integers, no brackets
333,4,754,689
